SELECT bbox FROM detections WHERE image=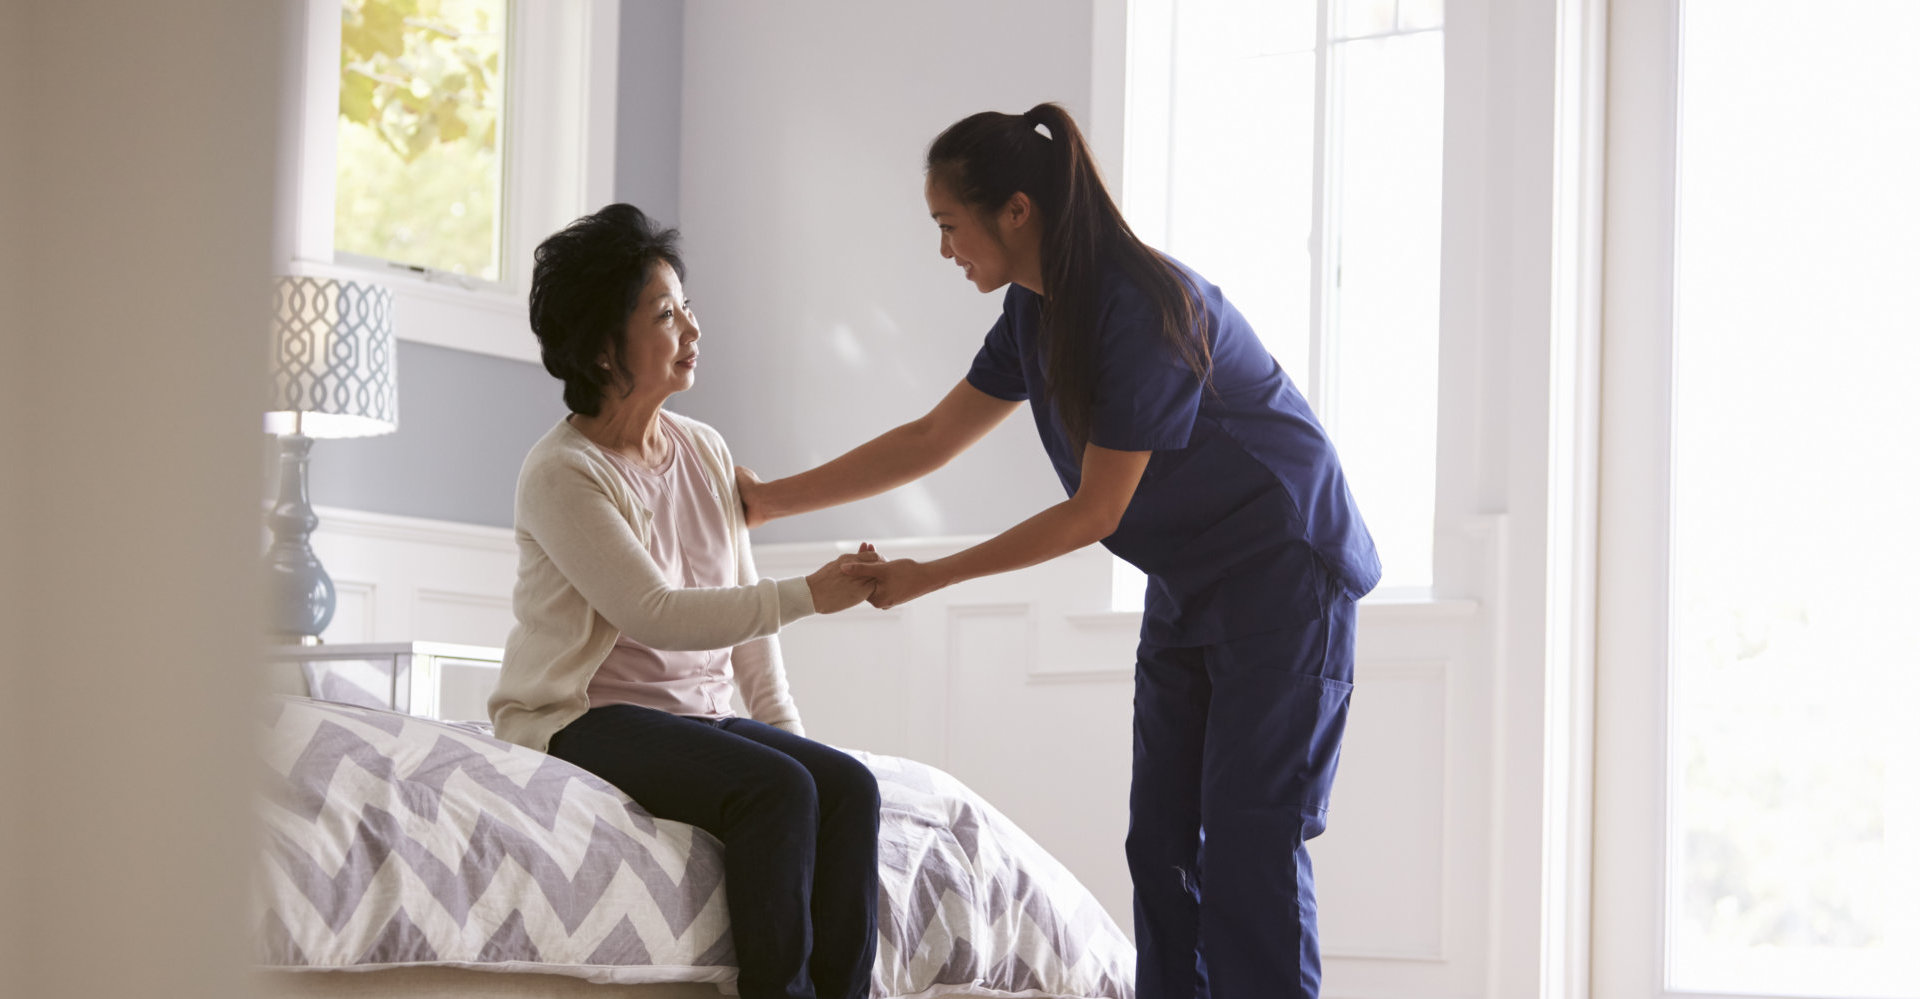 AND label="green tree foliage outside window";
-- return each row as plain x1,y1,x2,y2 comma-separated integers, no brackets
335,0,506,281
